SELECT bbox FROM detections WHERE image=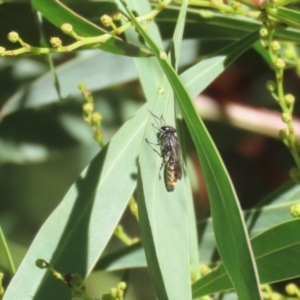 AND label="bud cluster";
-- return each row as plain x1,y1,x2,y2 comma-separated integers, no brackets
78,82,103,146
102,281,127,300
